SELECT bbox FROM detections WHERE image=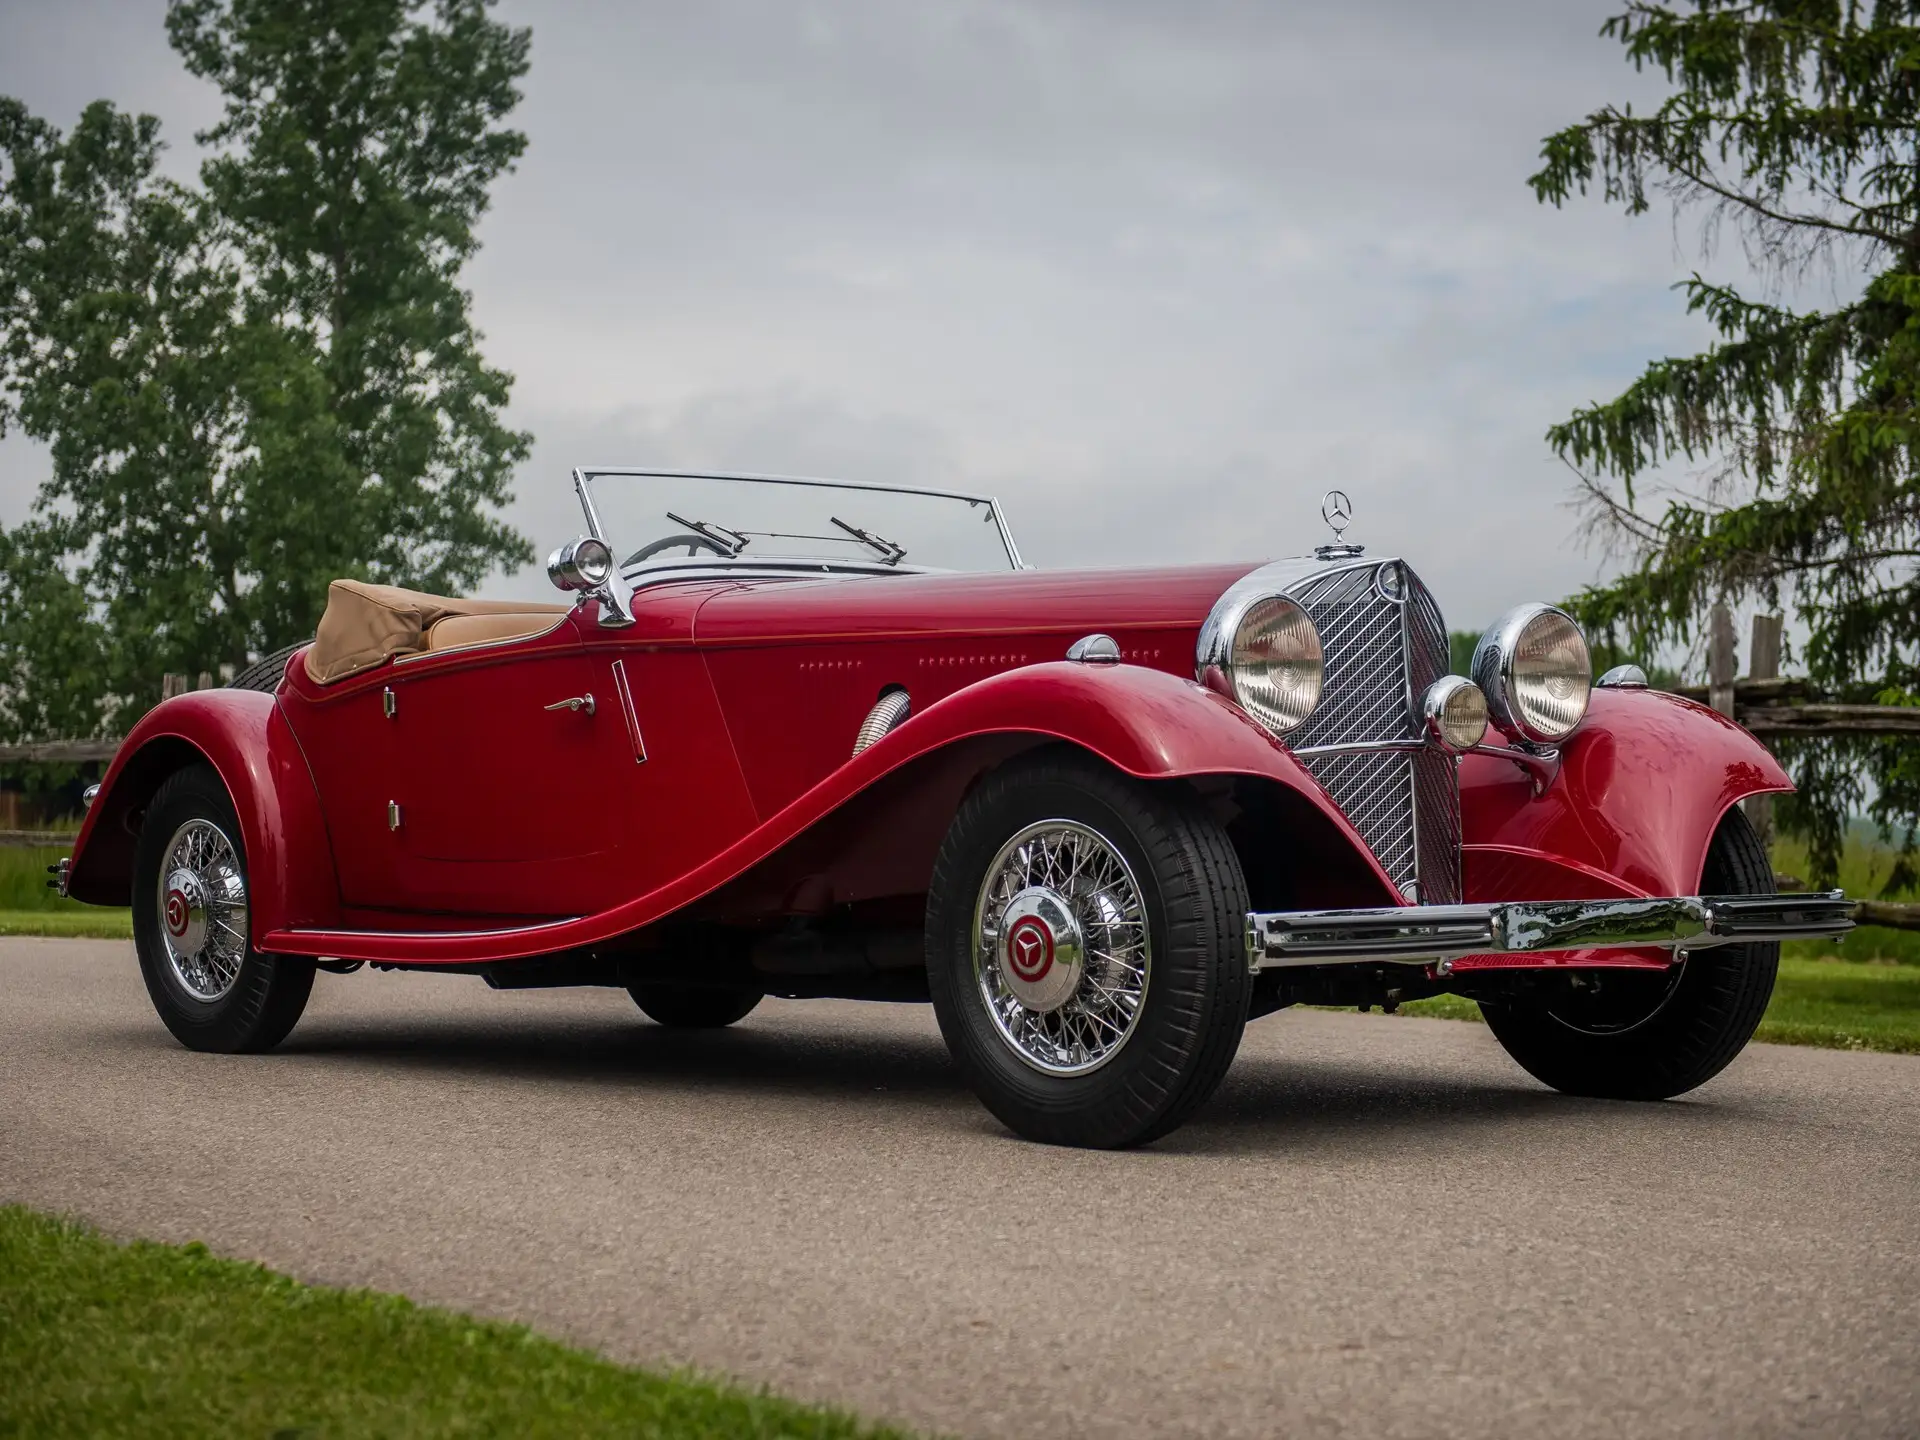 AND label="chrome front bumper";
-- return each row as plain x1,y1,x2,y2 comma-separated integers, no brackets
1246,892,1853,970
